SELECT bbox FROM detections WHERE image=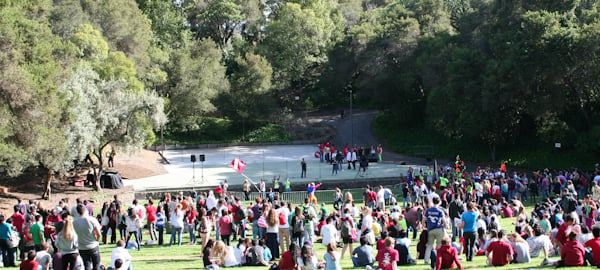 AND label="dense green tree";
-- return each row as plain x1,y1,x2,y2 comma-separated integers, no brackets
166,39,229,130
